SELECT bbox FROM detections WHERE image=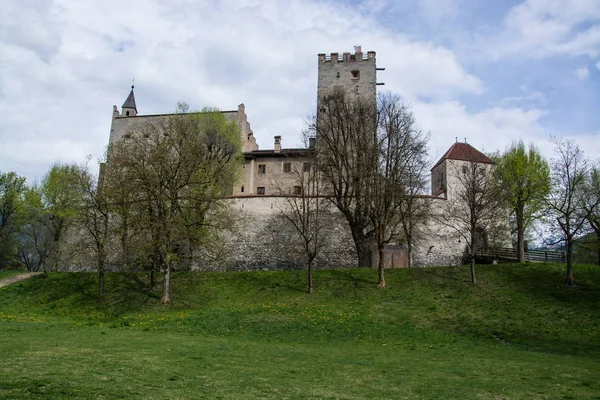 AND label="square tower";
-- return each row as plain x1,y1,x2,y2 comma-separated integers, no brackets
317,49,377,108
